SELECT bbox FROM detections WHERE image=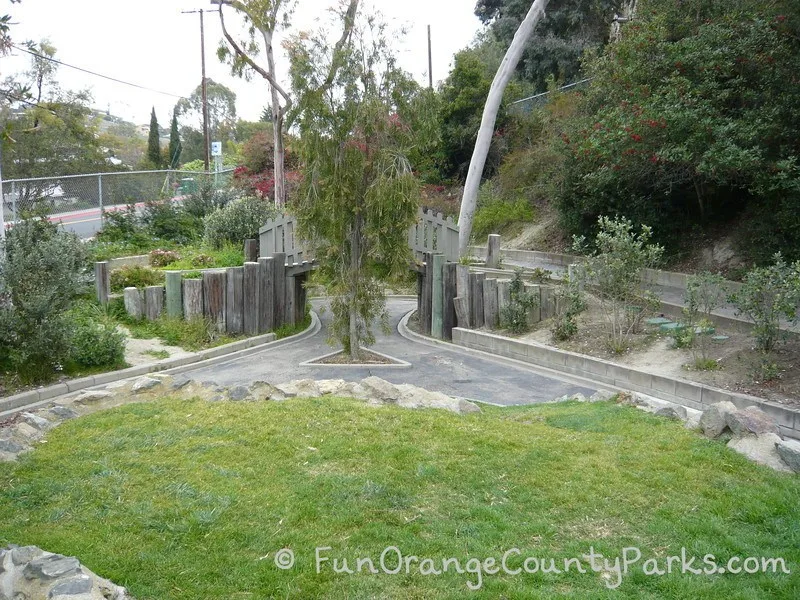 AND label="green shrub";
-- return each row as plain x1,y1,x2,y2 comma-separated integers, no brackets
552,275,586,342
203,196,277,248
0,216,88,383
576,216,663,353
141,200,202,244
500,269,538,334
730,254,800,353
110,266,165,292
97,204,140,242
191,254,214,268
471,184,534,241
182,181,237,219
68,304,126,368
